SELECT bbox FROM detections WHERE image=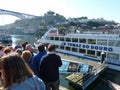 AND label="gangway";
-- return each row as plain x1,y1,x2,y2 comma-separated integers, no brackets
59,59,107,90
